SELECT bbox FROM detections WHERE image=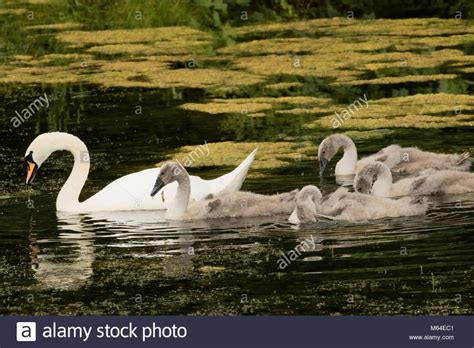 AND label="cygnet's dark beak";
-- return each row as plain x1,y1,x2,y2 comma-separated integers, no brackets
150,177,165,198
319,157,329,178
